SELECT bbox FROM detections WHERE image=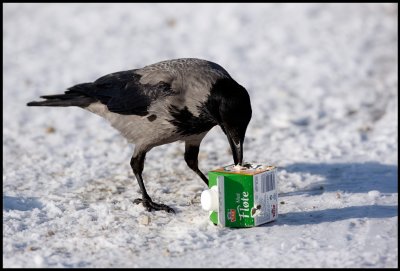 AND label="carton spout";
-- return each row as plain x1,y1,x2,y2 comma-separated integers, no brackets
201,186,219,211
